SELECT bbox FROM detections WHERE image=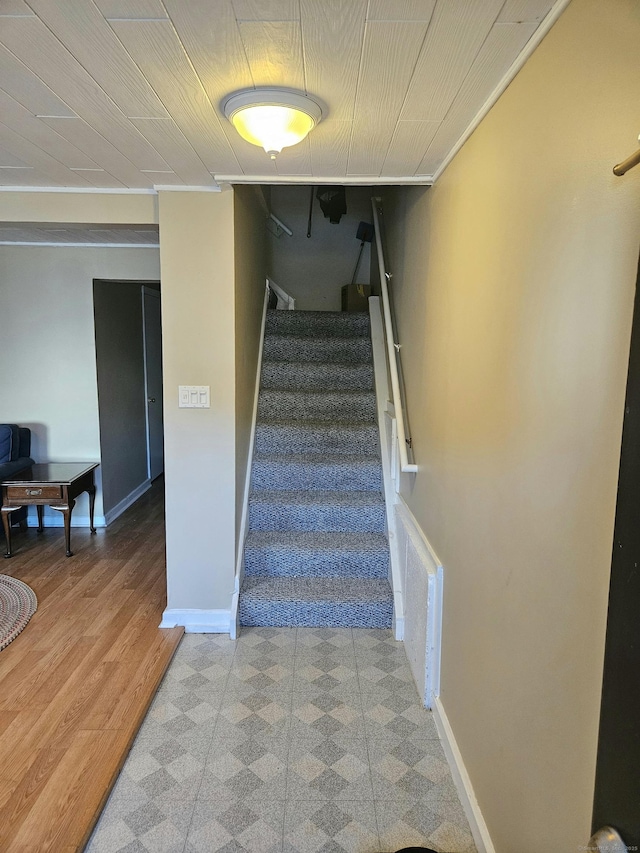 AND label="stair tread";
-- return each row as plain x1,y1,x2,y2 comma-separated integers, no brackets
249,490,385,505
245,530,389,551
257,418,377,427
265,333,371,342
259,389,375,399
253,452,381,464
241,576,393,603
261,359,372,367
265,311,370,339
